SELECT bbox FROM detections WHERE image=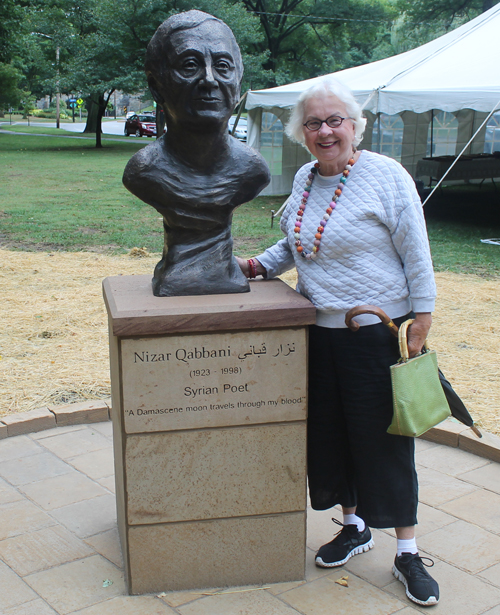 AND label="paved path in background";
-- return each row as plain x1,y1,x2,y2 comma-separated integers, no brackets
1,422,500,614
0,119,128,136
44,120,126,136
0,119,155,141
0,129,126,143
